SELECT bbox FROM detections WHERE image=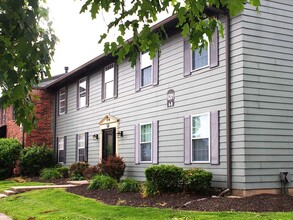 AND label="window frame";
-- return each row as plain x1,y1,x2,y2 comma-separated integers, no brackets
191,35,210,71
191,112,210,163
59,87,66,115
104,63,115,100
140,122,152,163
78,77,88,109
58,137,65,163
78,133,86,162
140,52,153,88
